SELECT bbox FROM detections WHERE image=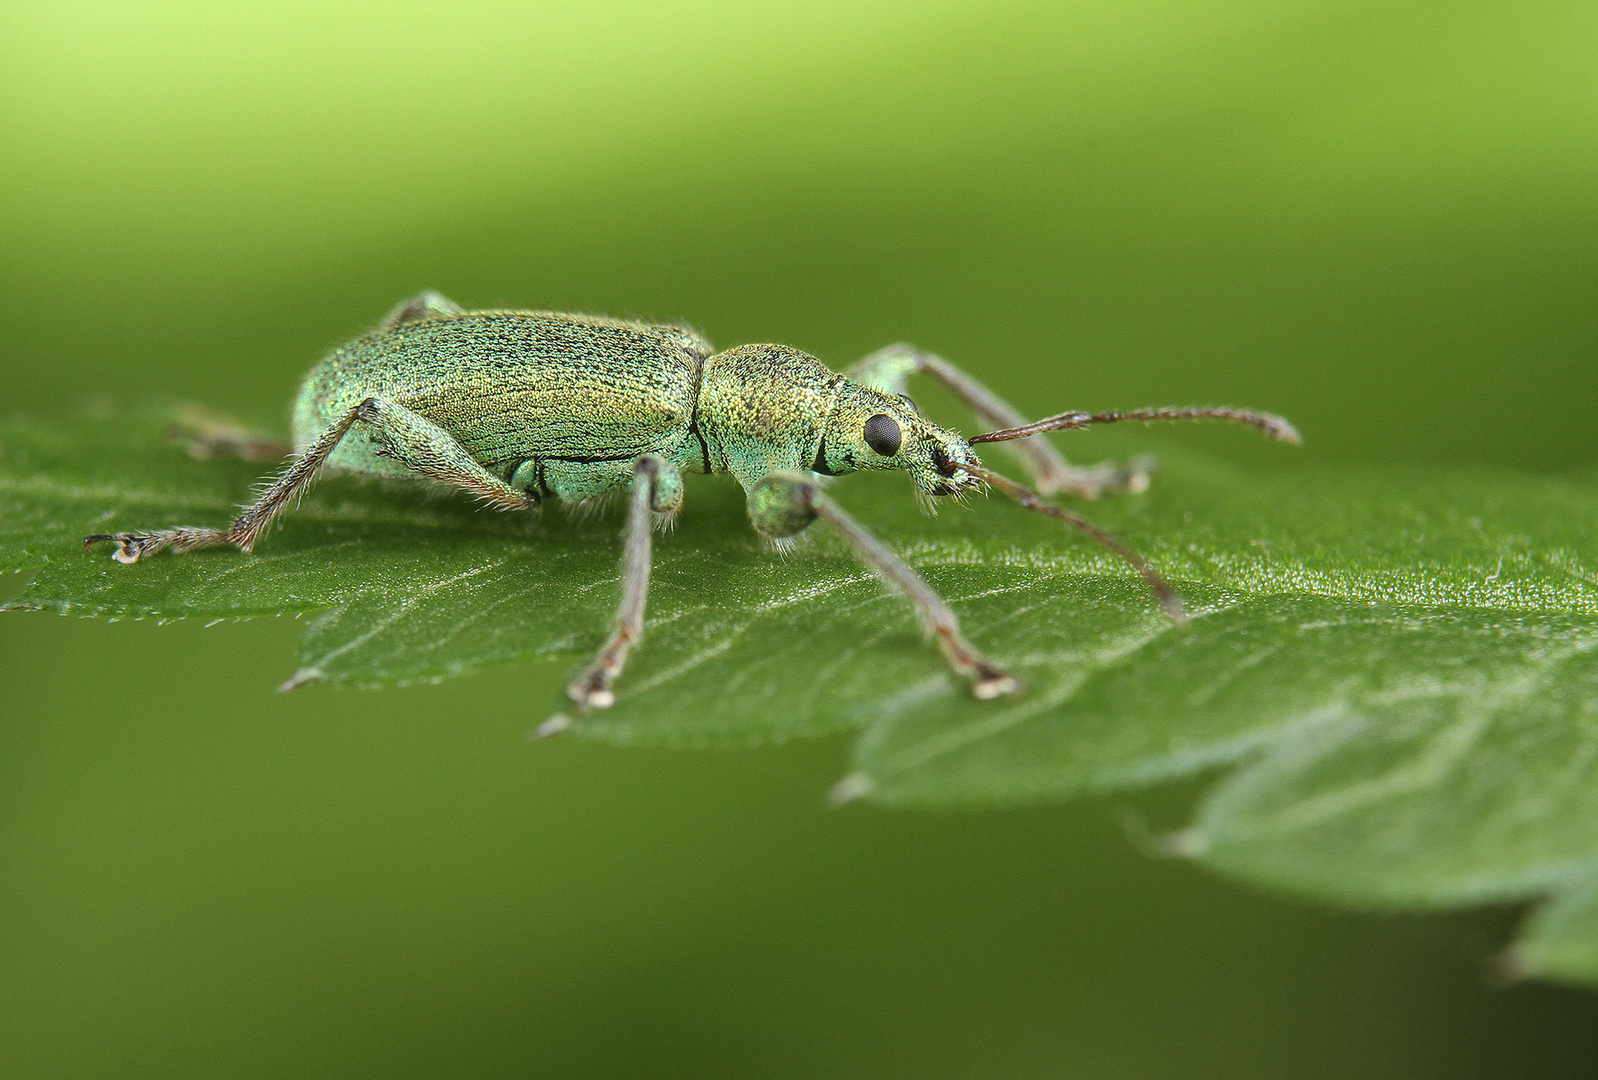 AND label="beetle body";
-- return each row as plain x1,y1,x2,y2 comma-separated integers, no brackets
292,309,976,515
